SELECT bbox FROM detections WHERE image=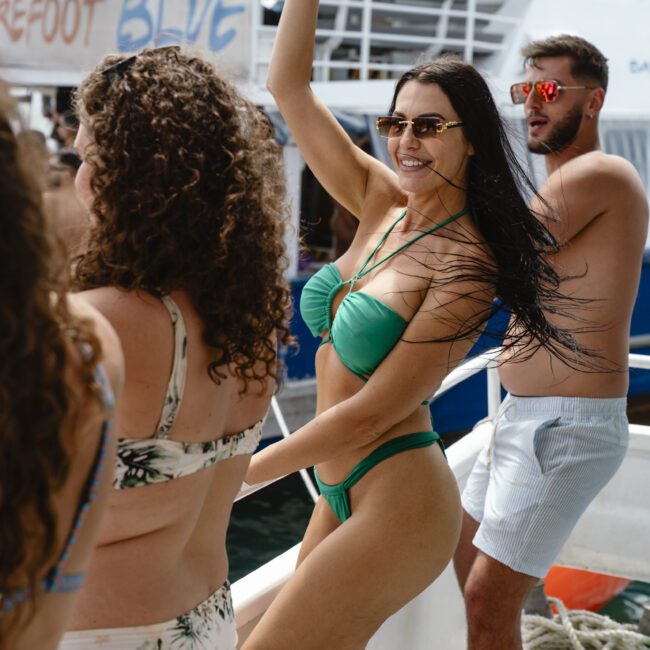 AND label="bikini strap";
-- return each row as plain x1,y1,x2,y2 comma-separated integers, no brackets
1,412,111,611
0,346,115,612
44,412,111,592
154,295,188,439
42,359,114,596
350,210,407,289
356,205,469,280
